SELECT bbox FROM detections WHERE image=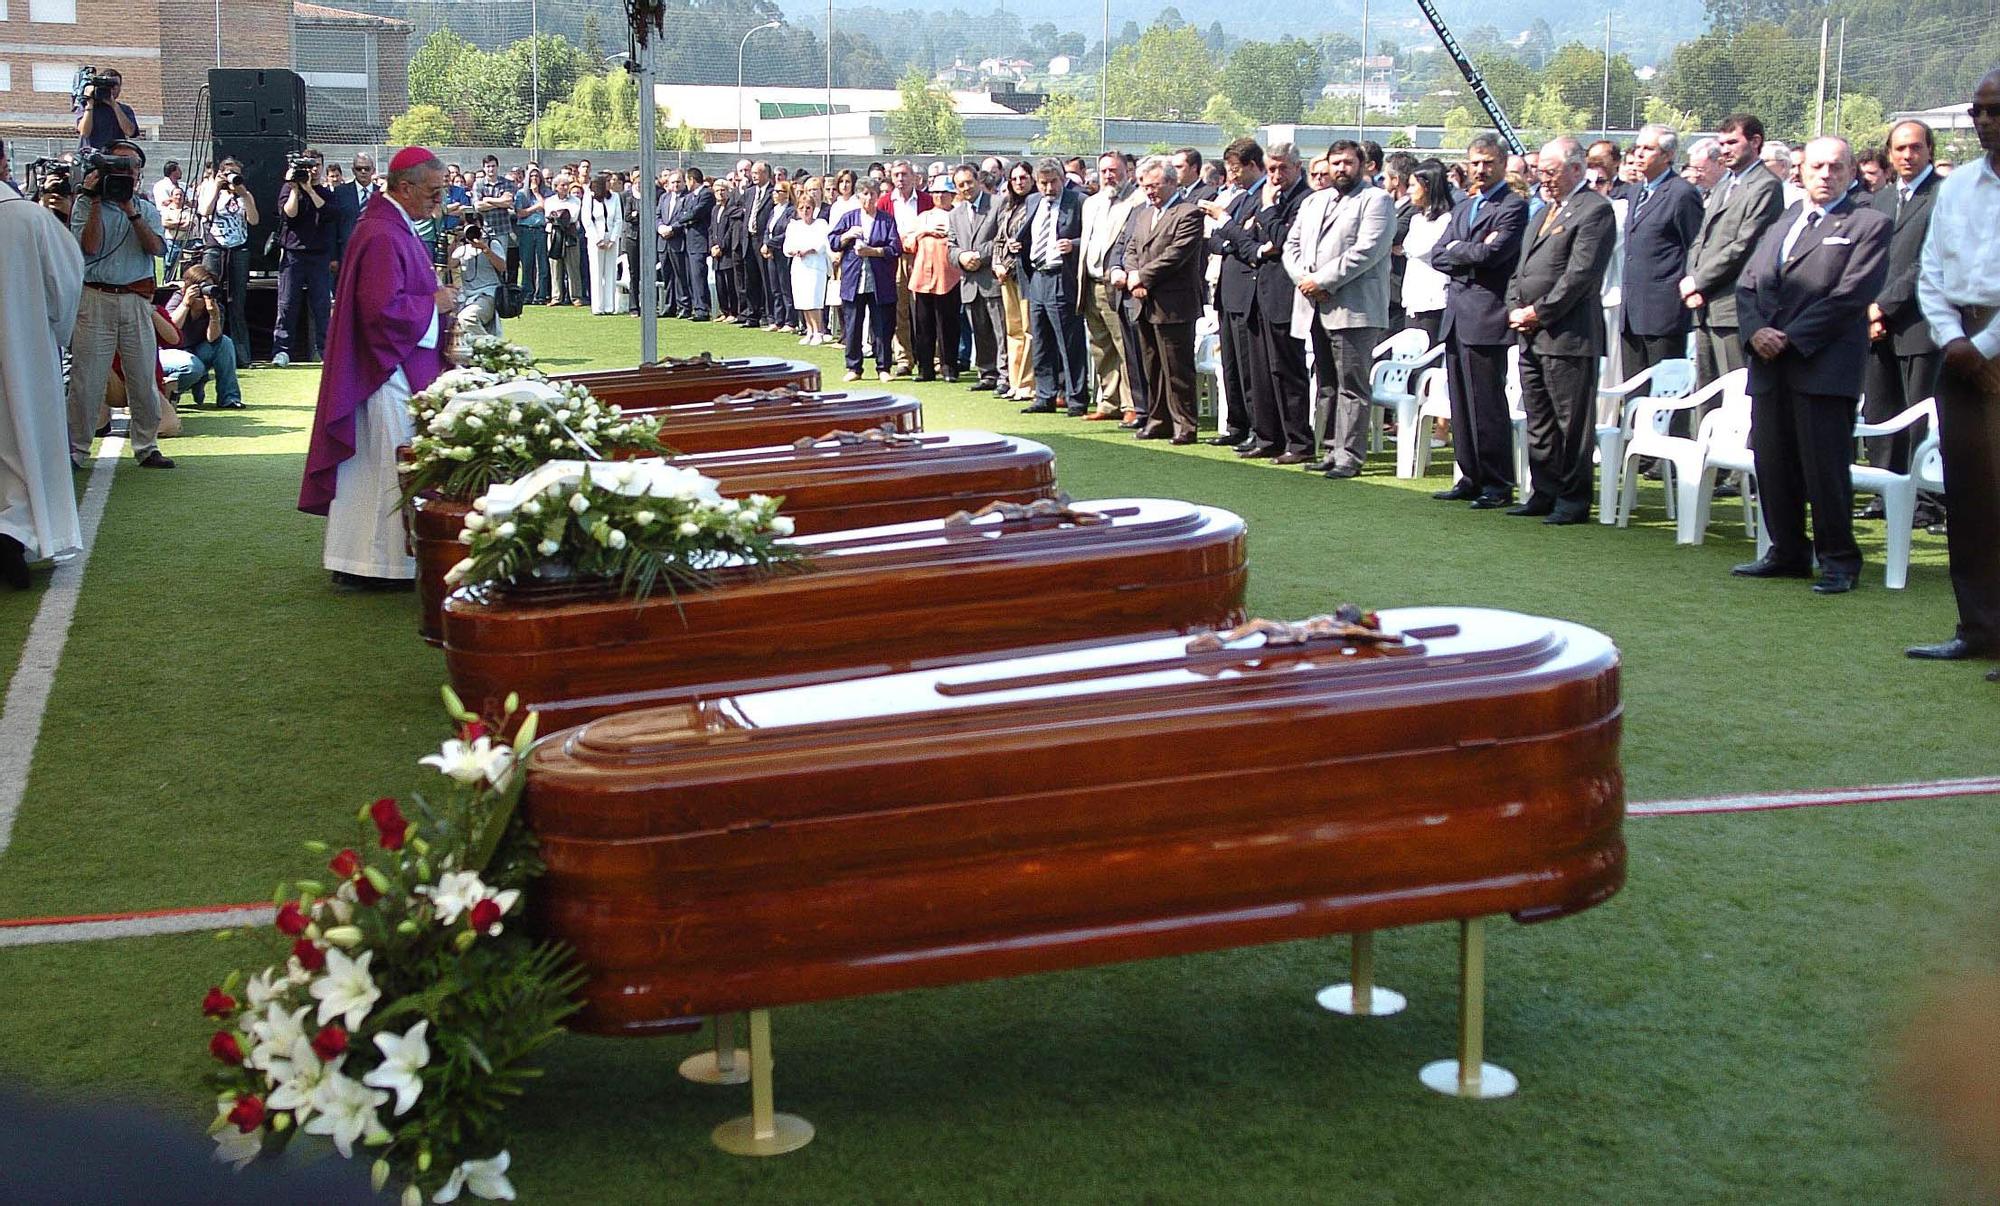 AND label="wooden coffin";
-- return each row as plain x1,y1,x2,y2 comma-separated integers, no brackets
443,498,1246,732
556,356,820,405
524,606,1625,1034
409,431,1059,644
639,389,923,453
